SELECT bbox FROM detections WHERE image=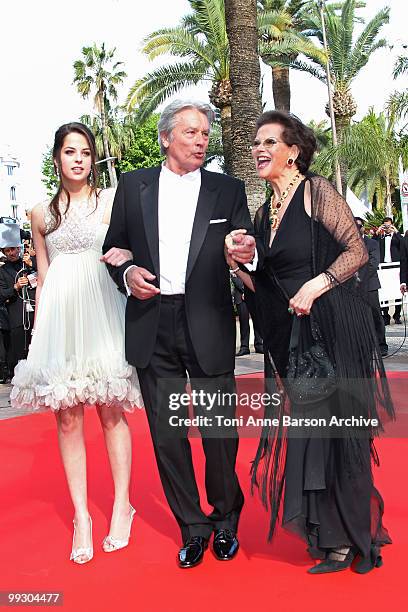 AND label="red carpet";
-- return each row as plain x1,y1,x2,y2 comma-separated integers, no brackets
0,374,407,611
